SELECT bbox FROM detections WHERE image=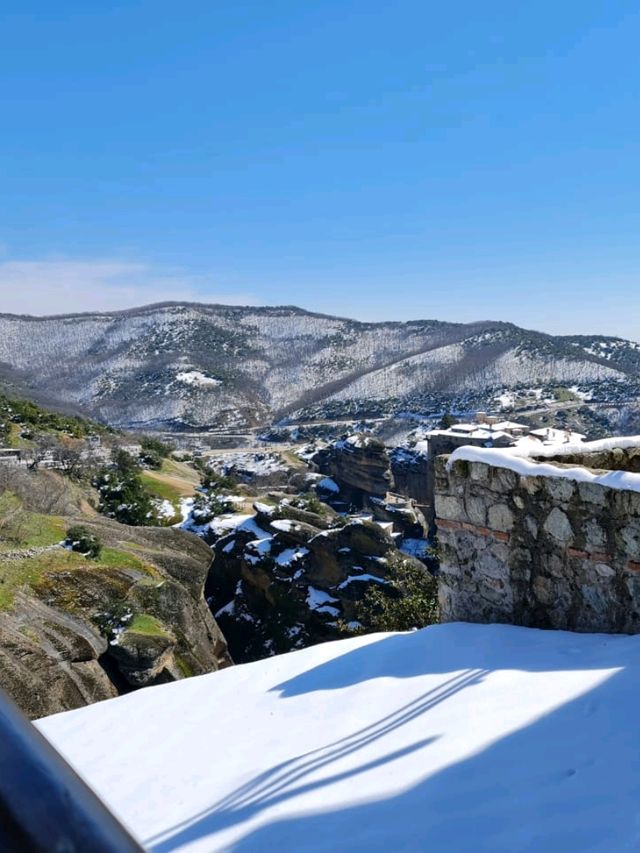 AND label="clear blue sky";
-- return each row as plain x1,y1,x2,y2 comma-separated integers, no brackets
1,1,639,339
